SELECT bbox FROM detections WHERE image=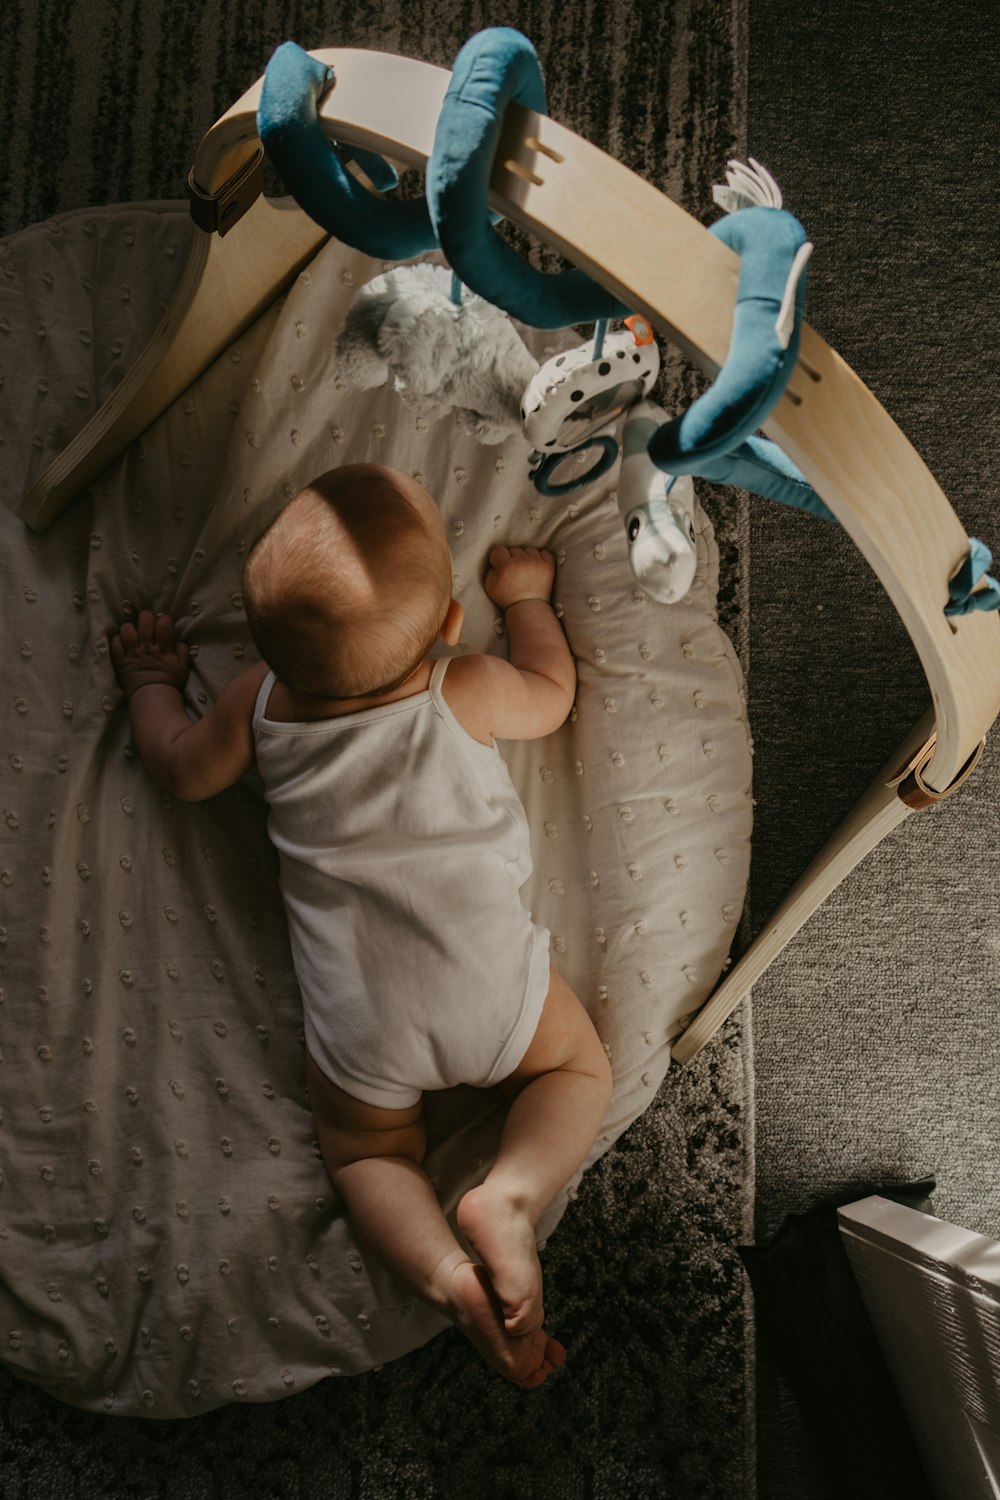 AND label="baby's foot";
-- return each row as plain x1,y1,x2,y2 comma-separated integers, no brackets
446,1259,566,1389
457,1182,544,1335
